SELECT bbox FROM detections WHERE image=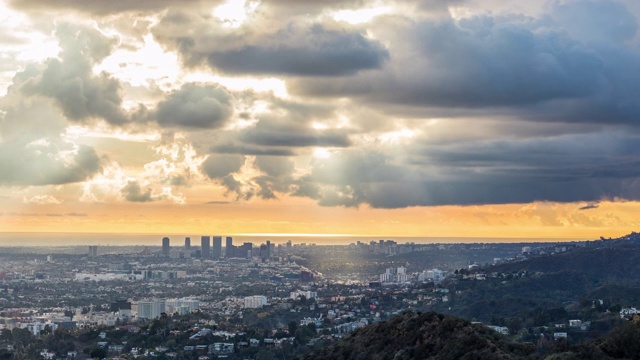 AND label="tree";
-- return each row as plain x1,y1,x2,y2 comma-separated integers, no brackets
90,347,107,359
288,321,298,335
255,350,276,360
40,324,52,336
